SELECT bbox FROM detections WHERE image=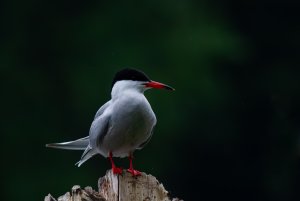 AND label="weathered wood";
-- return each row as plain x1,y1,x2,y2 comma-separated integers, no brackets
44,185,105,201
45,170,182,201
